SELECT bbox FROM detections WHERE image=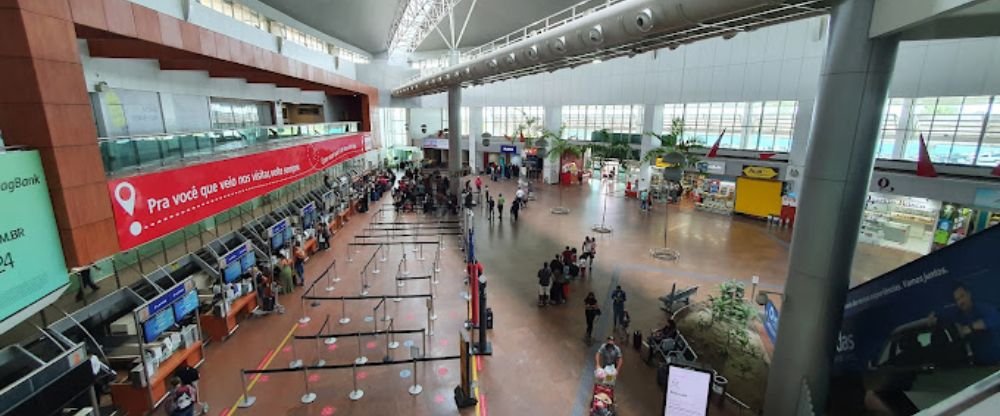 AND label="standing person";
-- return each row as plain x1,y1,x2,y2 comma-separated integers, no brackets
73,264,102,301
611,285,627,329
595,336,624,376
486,196,495,222
497,194,505,222
537,263,552,306
561,246,573,276
511,198,520,222
639,188,649,211
515,187,527,208
293,243,307,286
475,176,482,192
176,363,208,414
278,255,295,295
549,255,564,305
586,236,597,268
584,292,601,341
165,377,196,416
484,185,491,204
